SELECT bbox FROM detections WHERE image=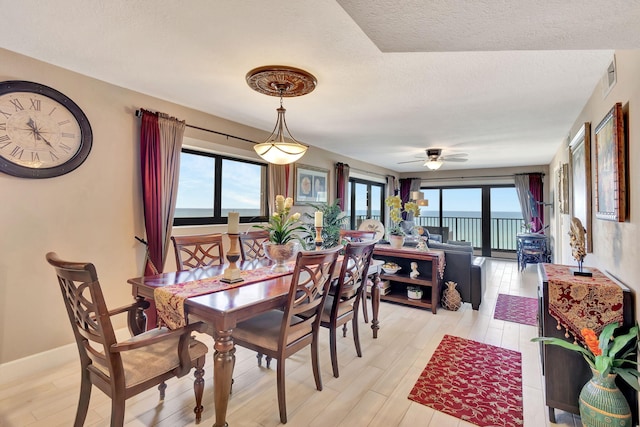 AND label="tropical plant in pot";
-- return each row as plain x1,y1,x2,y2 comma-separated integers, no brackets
532,323,640,426
385,195,420,248
253,195,306,272
301,200,348,249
